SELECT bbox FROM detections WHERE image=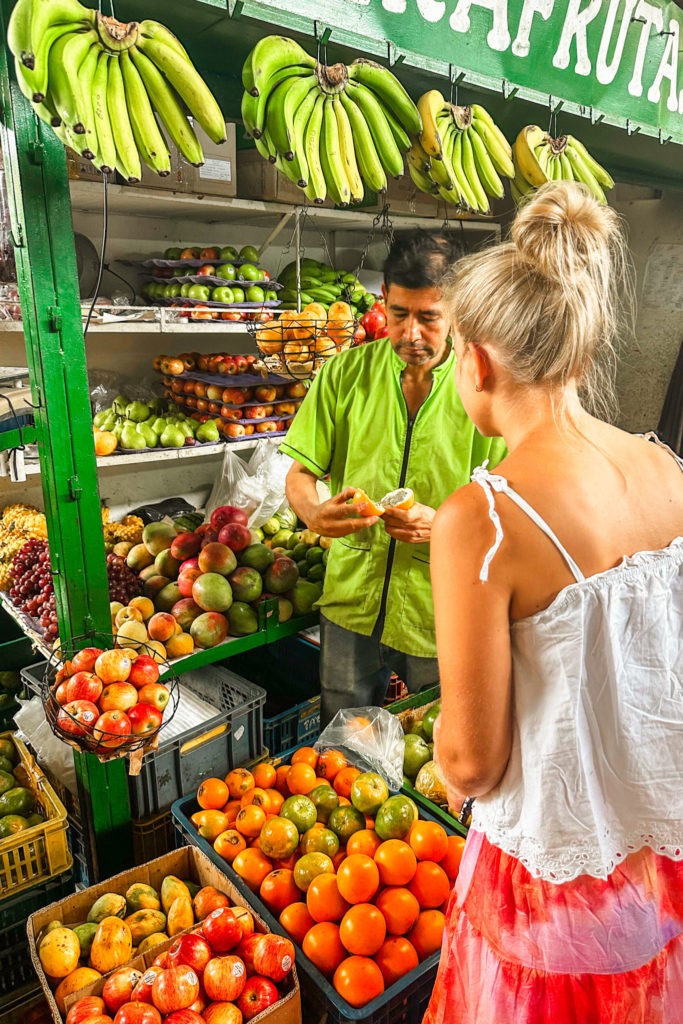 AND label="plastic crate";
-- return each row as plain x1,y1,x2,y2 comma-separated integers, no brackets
0,731,72,897
223,637,321,756
132,810,175,864
171,786,455,1024
0,986,50,1024
0,870,73,1009
0,609,38,729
